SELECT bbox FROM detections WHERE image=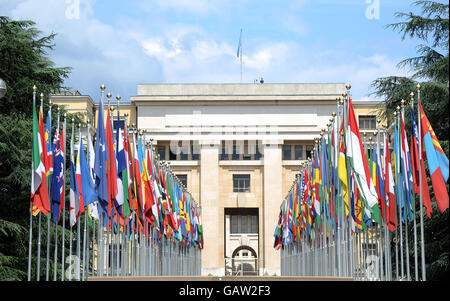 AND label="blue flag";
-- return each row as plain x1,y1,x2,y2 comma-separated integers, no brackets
79,139,97,207
94,100,109,225
50,130,64,224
